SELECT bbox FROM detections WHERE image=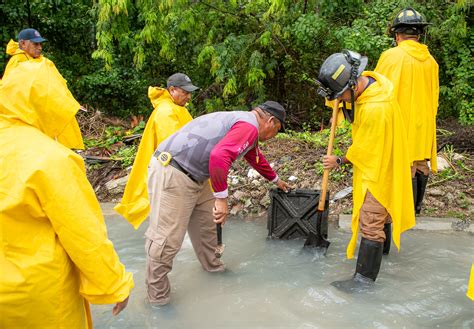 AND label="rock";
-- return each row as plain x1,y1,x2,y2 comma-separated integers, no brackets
229,176,240,185
250,190,262,198
105,175,128,194
445,192,455,203
247,169,260,178
259,194,271,207
436,156,451,171
452,153,464,161
428,188,443,197
233,190,247,201
288,175,297,182
244,199,252,208
430,199,446,208
230,204,242,216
